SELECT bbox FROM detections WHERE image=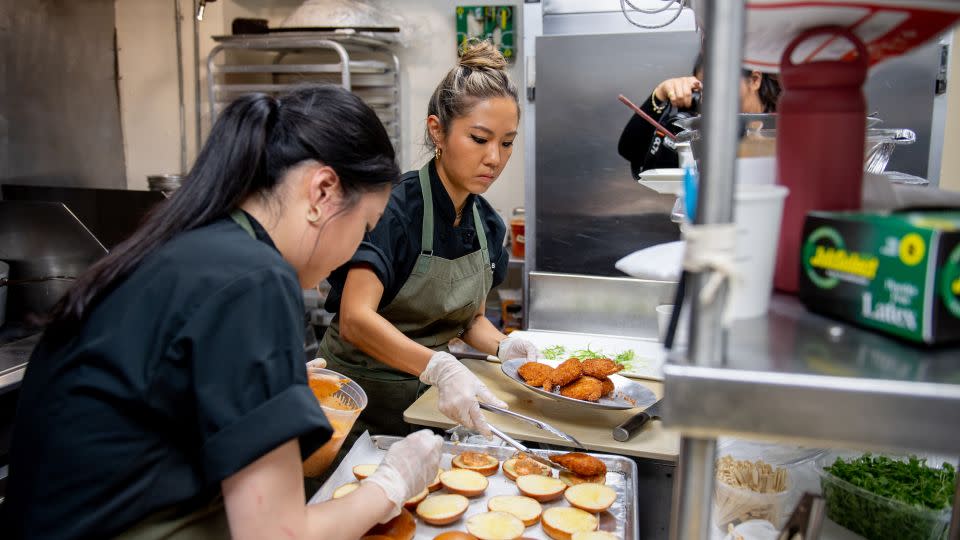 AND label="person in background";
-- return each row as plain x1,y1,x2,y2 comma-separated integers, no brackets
618,53,781,176
4,85,442,540
319,41,540,441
